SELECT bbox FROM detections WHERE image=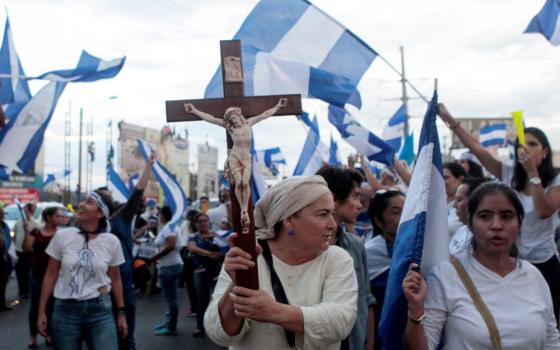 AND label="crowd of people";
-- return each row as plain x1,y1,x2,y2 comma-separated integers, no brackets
0,104,560,349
